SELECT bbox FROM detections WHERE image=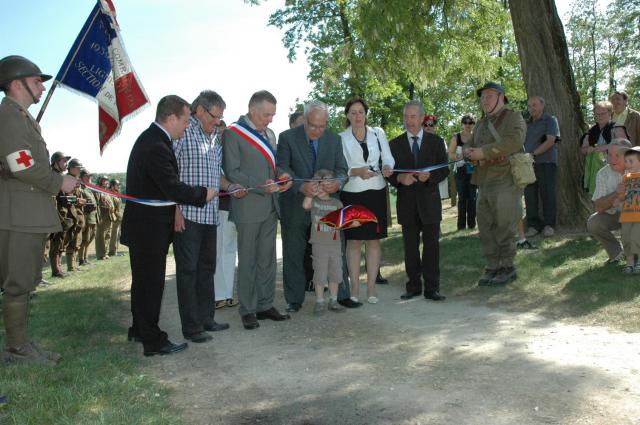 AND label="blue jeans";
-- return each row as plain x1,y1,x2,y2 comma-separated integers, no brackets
524,163,557,231
173,219,217,337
